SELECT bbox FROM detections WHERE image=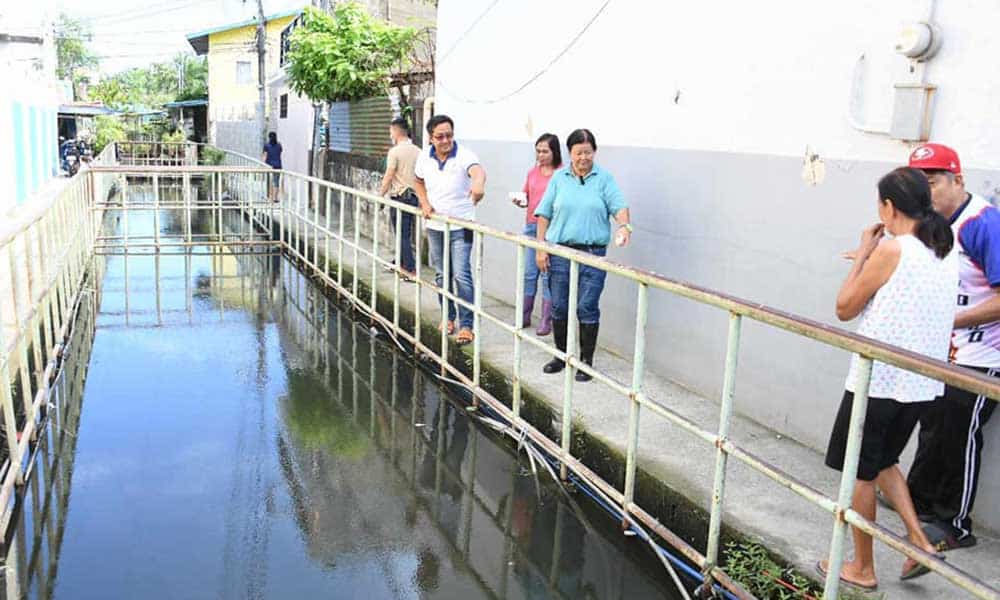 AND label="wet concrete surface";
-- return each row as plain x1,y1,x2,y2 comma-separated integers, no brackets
12,246,688,600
